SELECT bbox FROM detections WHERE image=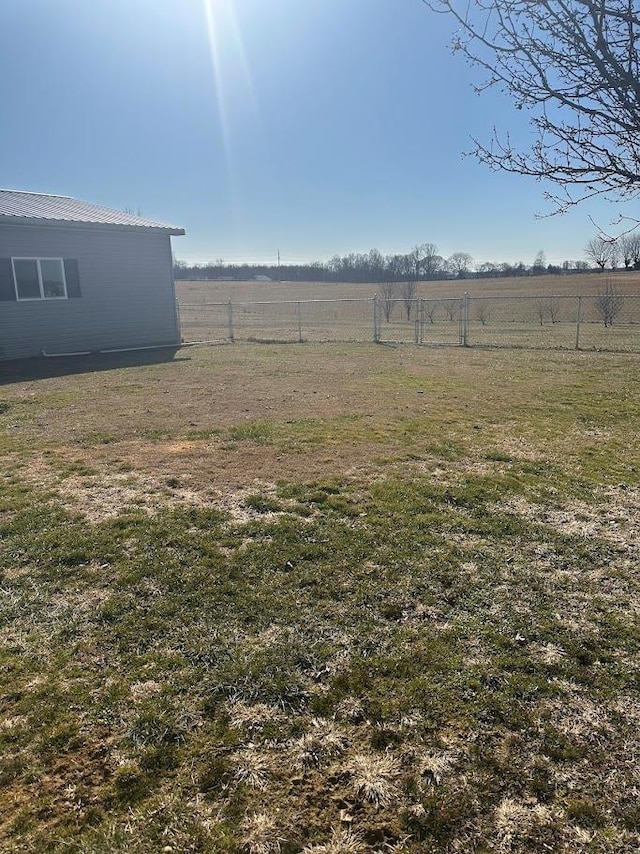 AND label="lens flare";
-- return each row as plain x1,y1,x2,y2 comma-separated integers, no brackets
202,0,261,164
202,0,266,241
